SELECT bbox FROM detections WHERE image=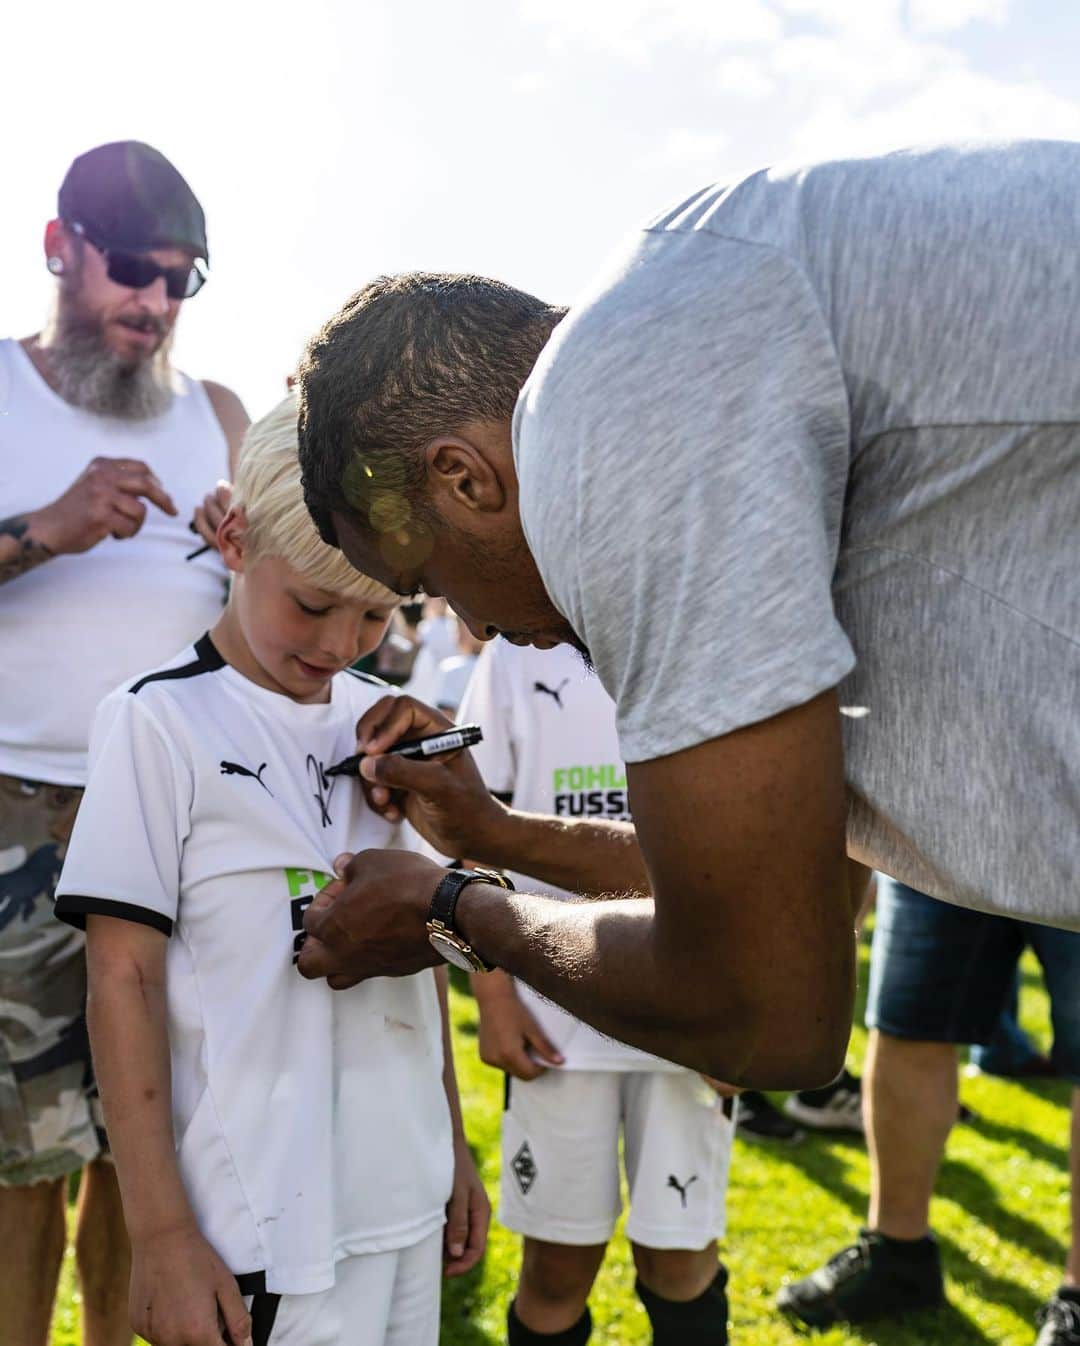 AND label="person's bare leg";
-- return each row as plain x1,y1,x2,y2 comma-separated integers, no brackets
515,1238,607,1334
0,1177,67,1346
865,1030,958,1239
74,1159,132,1346
632,1242,720,1301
